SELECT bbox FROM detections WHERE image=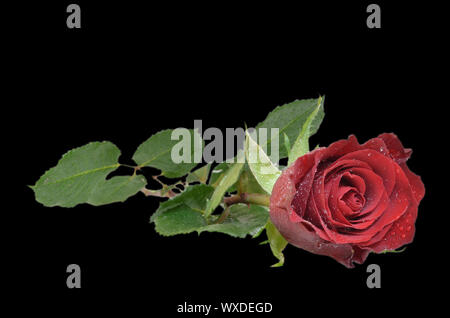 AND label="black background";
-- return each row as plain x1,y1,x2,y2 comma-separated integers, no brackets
7,1,445,315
